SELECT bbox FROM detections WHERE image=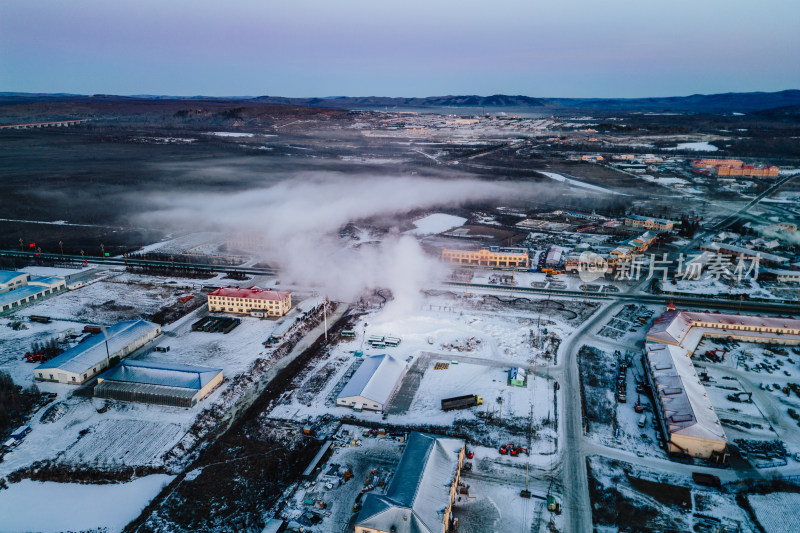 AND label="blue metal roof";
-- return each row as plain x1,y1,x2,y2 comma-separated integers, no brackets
0,285,48,308
98,359,222,390
39,320,159,374
0,270,28,285
28,275,65,286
